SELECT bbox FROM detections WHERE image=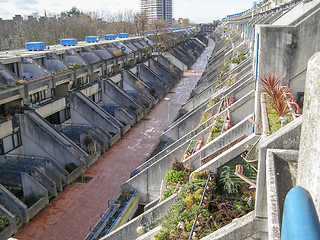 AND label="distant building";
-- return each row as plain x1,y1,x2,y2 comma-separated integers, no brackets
200,21,219,35
141,0,173,25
